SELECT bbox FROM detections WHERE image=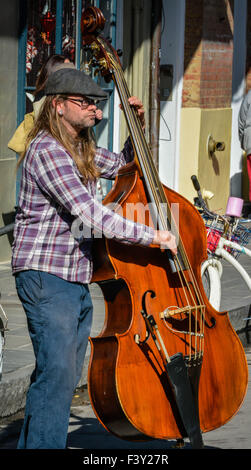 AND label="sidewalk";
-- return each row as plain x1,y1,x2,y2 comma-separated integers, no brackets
0,262,106,417
0,248,250,449
0,248,250,419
